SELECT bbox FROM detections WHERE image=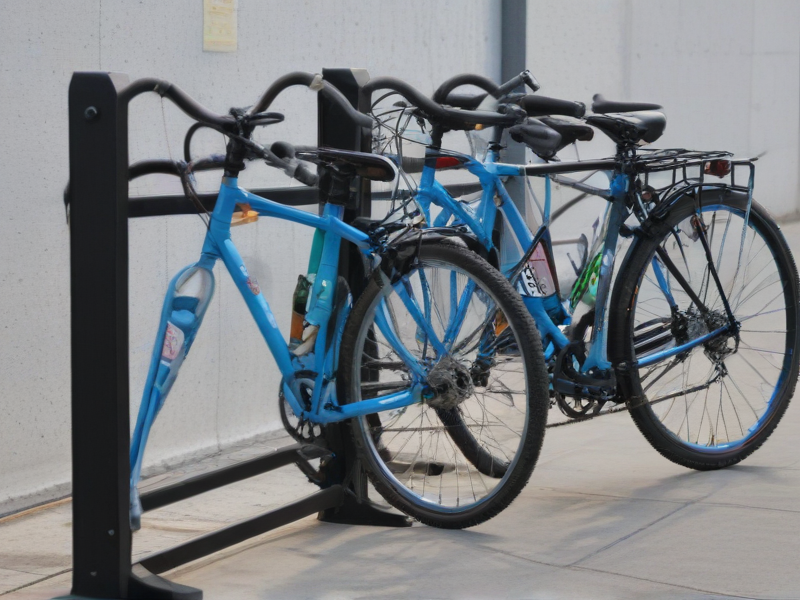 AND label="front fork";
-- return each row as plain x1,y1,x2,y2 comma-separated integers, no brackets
129,257,216,530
